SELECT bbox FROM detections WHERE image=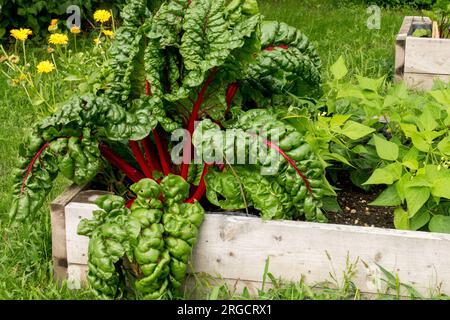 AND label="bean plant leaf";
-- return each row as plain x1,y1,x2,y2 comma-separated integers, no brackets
404,185,430,217
339,121,375,140
402,147,419,171
429,215,450,234
330,56,347,80
437,136,450,156
369,185,401,206
373,134,398,161
418,106,438,132
432,177,450,199
393,207,409,230
363,163,402,185
409,209,430,231
356,75,384,92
